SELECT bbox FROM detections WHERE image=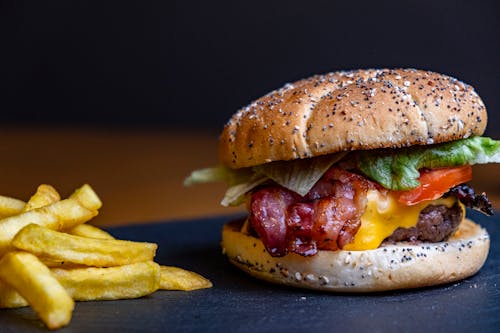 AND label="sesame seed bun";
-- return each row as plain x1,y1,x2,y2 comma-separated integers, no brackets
219,68,487,169
221,219,489,292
